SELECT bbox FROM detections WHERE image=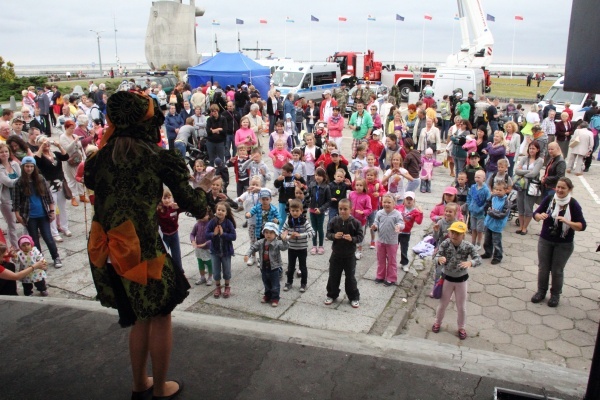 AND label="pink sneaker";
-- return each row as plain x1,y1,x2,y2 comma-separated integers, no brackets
310,246,317,255
317,247,325,255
